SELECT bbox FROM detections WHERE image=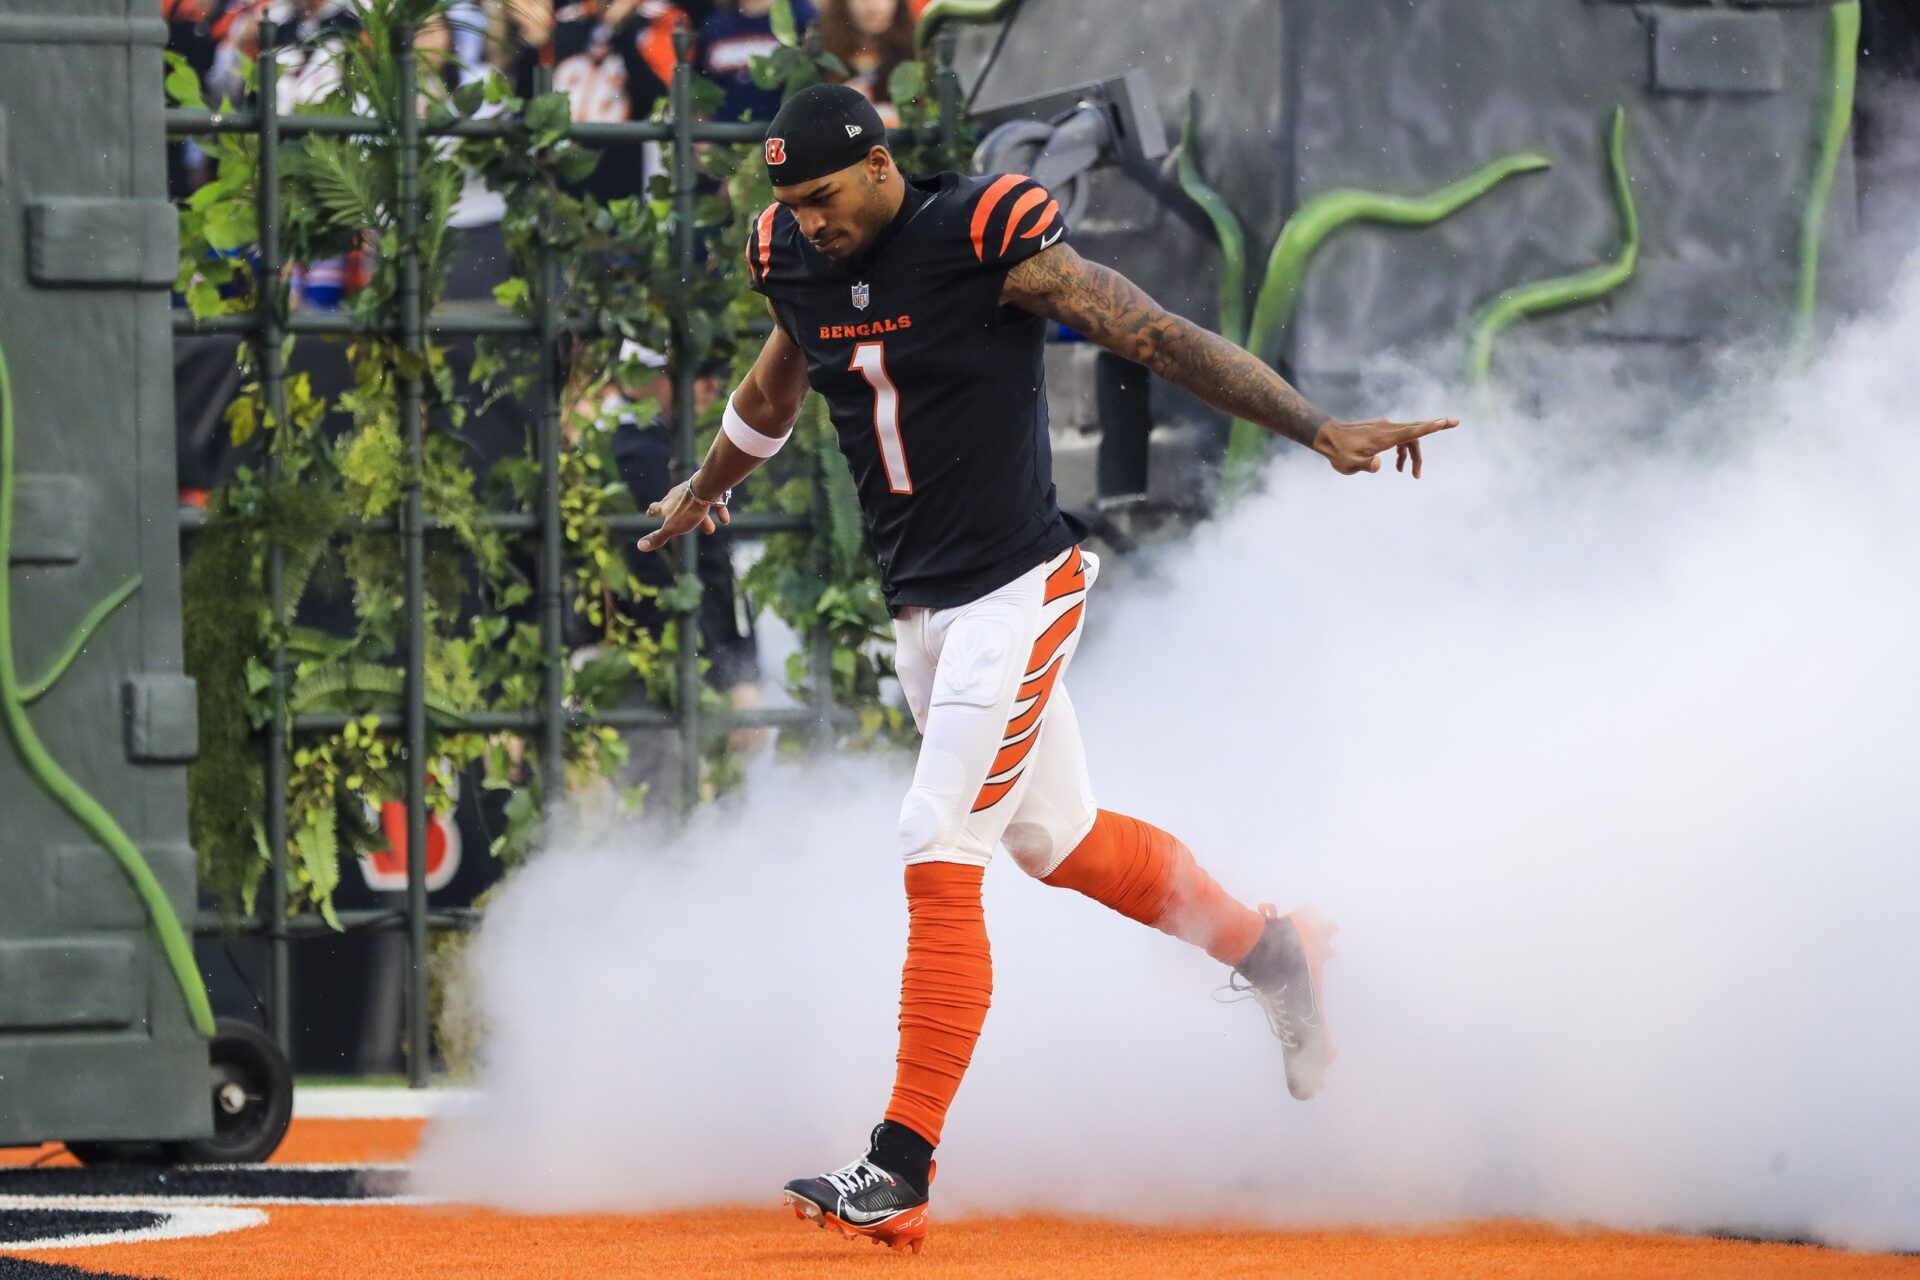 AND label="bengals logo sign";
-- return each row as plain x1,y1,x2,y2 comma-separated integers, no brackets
359,800,461,892
766,137,786,166
357,773,462,892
